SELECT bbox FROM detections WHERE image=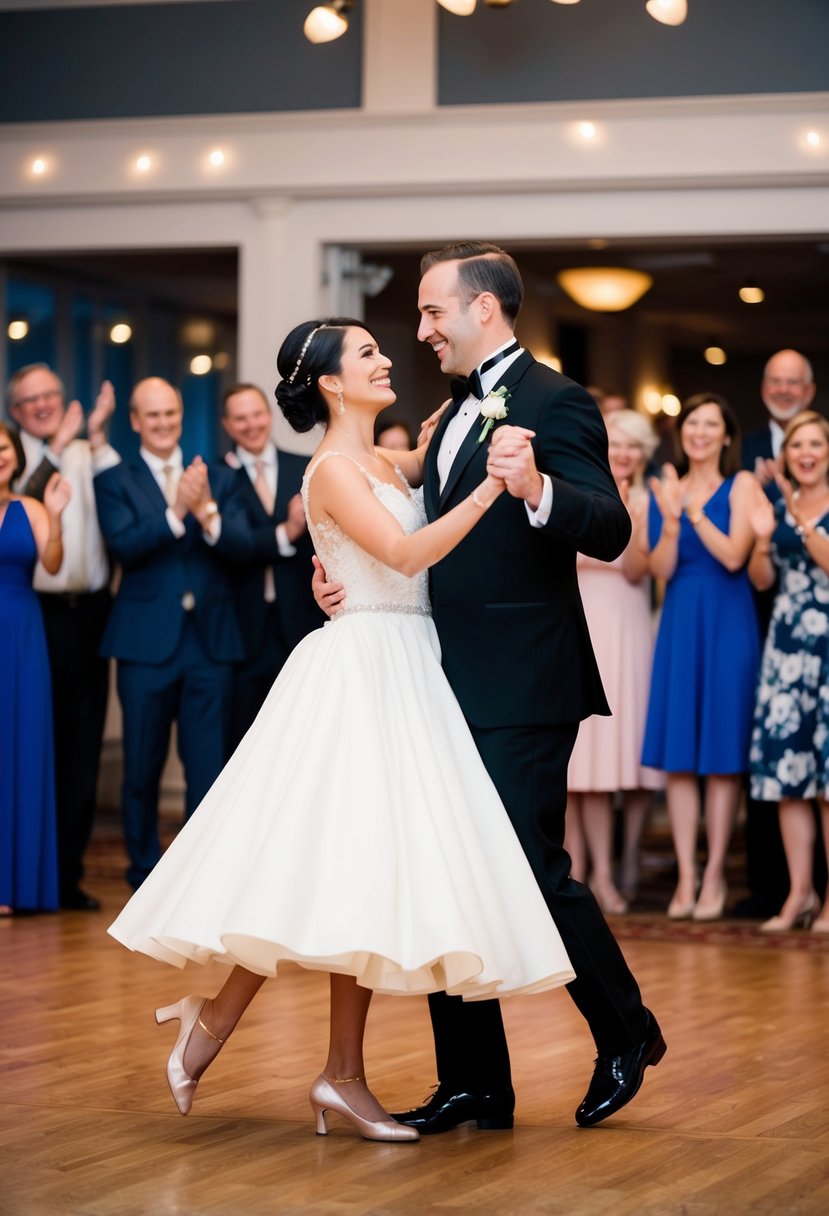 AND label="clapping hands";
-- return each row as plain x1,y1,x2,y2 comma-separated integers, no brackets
43,471,72,518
